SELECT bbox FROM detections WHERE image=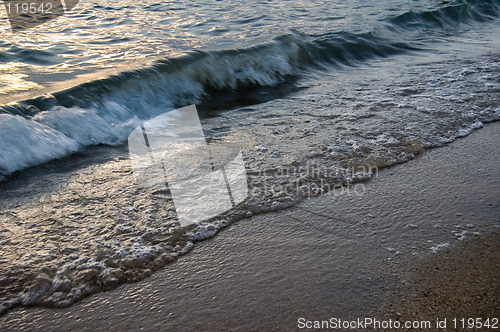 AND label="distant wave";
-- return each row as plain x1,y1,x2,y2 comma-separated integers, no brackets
0,0,498,177
390,0,500,28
